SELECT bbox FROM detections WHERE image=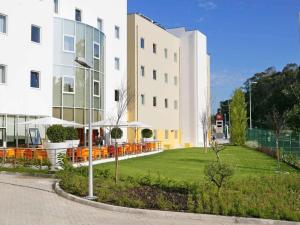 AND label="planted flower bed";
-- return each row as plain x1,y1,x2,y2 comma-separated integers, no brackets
58,167,300,222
